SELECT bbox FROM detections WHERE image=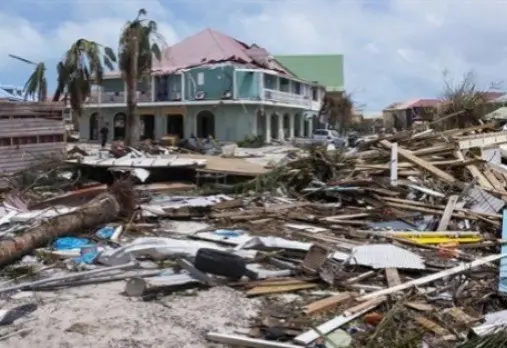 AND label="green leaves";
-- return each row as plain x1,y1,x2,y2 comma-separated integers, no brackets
53,39,117,113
